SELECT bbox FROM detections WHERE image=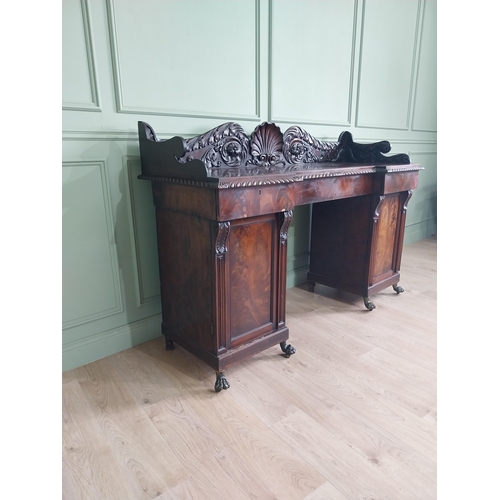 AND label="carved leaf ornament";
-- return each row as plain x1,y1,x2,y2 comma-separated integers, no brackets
140,120,410,179
283,125,340,164
180,122,250,168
